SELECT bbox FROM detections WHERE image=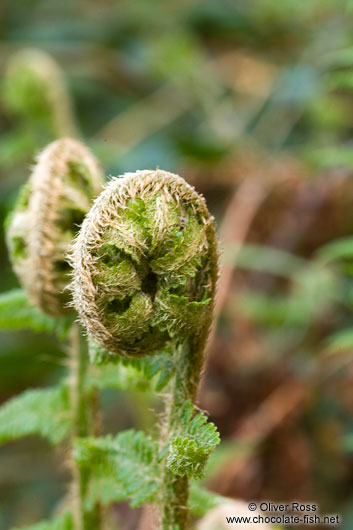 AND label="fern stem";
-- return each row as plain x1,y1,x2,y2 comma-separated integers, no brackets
69,322,101,530
161,340,204,530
